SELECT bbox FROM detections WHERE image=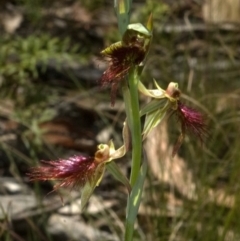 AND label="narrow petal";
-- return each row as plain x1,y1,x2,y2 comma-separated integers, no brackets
81,163,105,210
